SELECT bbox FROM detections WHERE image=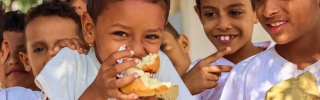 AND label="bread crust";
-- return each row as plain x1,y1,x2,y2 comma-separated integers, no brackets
120,54,172,96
